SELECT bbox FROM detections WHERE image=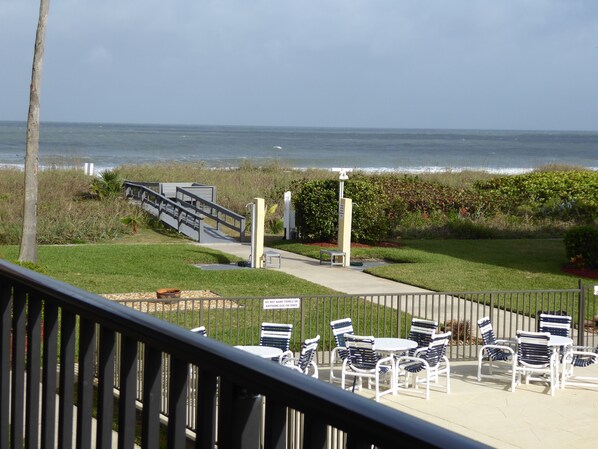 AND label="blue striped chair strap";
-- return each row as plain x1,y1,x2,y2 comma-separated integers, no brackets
345,335,380,371
517,331,551,365
572,347,598,368
260,323,293,351
407,318,438,355
297,335,320,371
330,319,354,360
477,317,497,346
538,314,572,337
